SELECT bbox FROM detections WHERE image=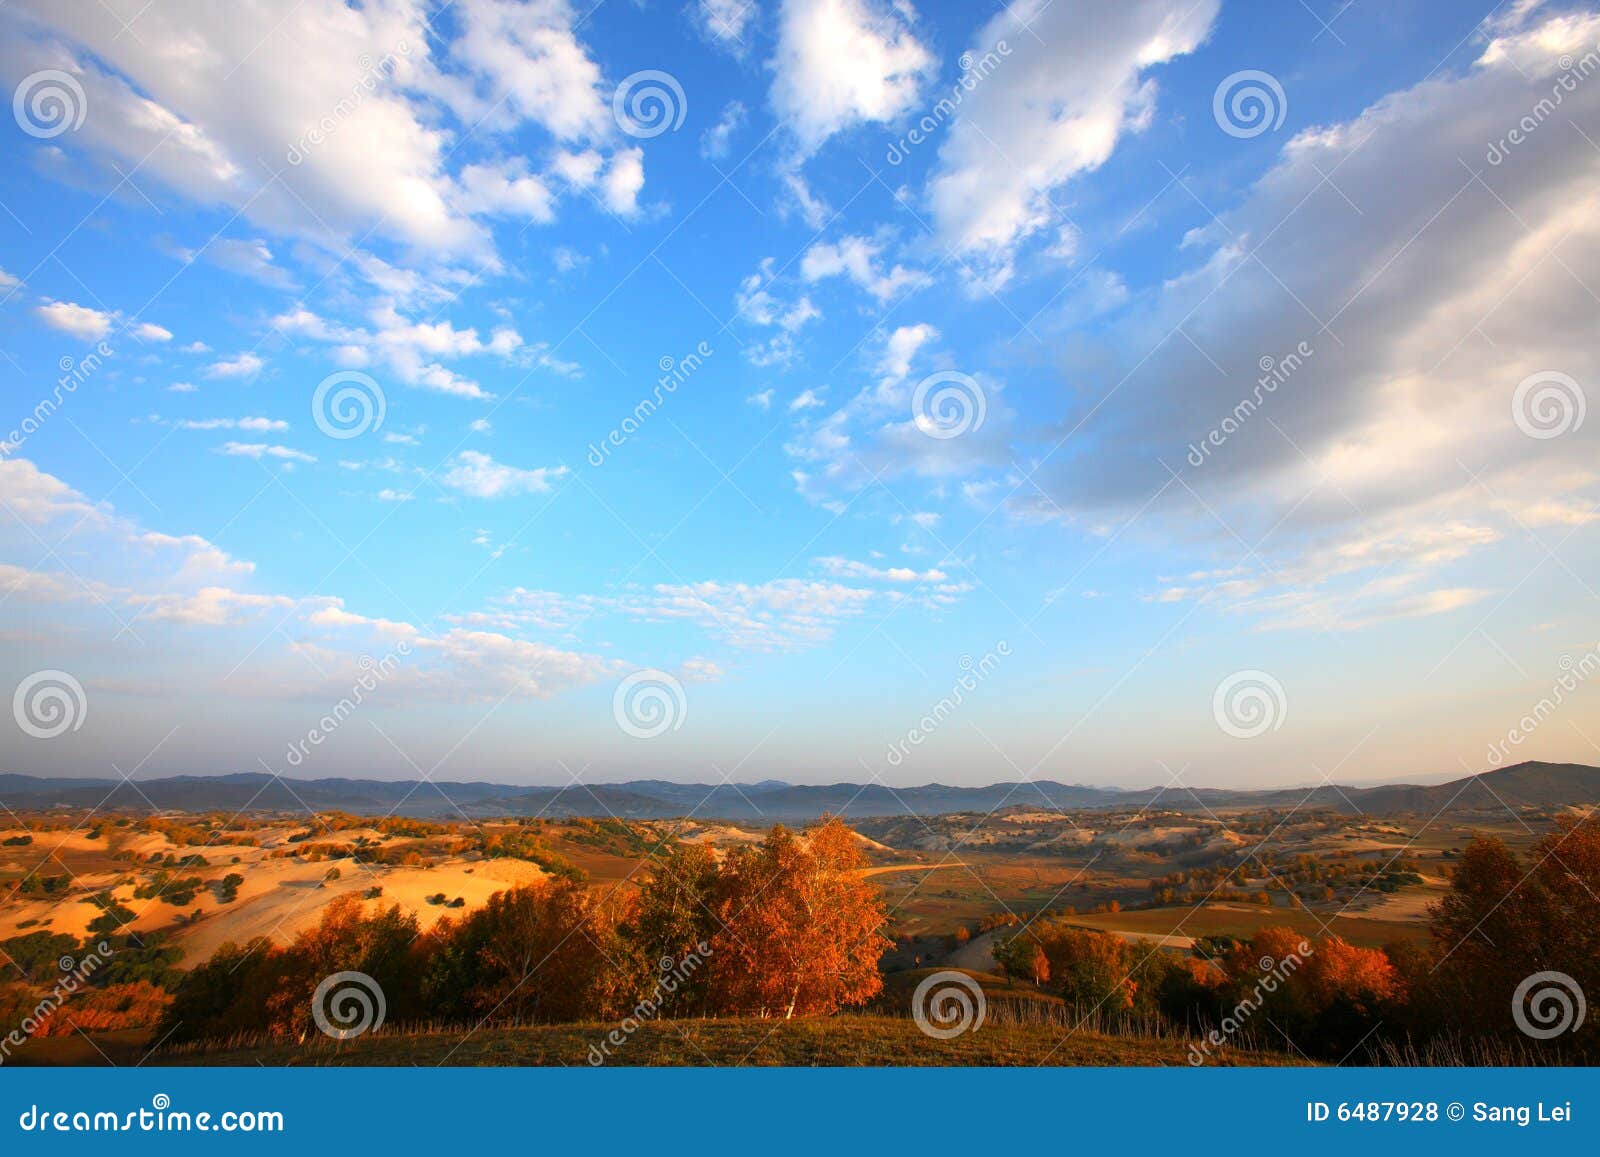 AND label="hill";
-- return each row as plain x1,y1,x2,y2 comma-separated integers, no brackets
0,761,1594,820
148,1014,1304,1067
